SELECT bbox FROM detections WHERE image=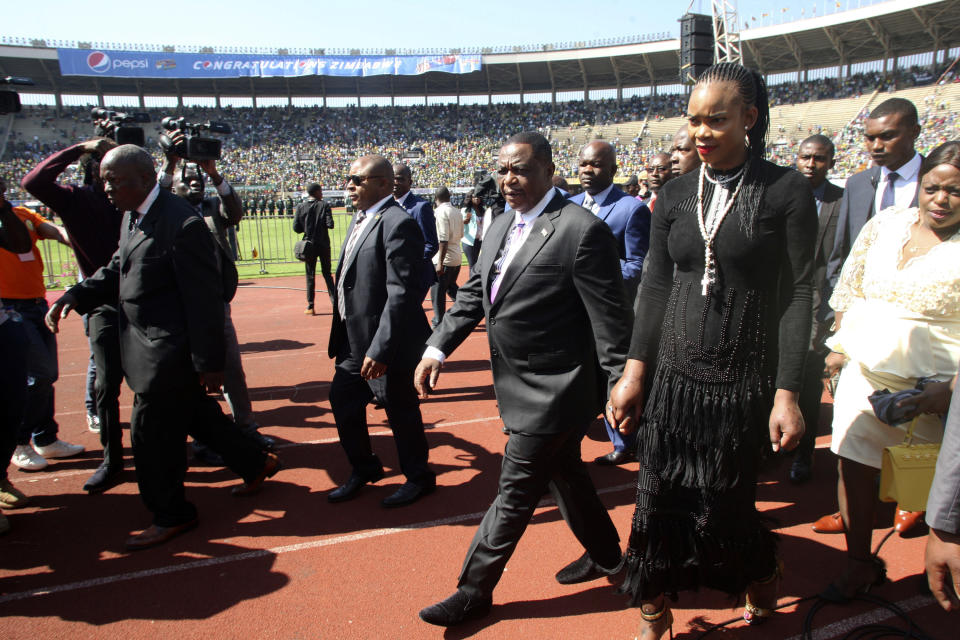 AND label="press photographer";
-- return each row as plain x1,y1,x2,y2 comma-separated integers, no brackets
159,117,231,161
91,108,150,147
159,134,273,453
